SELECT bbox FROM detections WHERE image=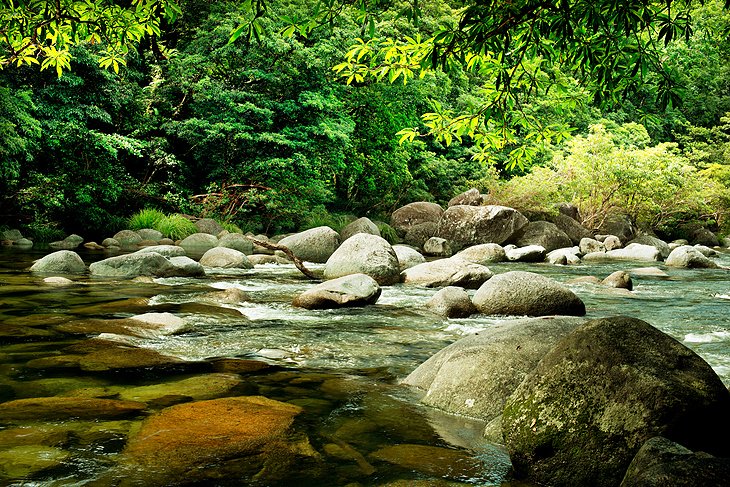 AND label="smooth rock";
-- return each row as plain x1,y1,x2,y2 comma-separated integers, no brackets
135,245,186,258
293,274,381,309
168,256,206,277
324,234,400,285
628,235,670,259
584,243,662,262
392,245,426,271
455,243,506,264
448,188,483,207
194,218,224,235
666,246,719,269
102,237,119,247
340,217,380,241
425,286,477,318
14,237,32,247
580,237,605,255
278,226,341,263
503,316,730,487
112,230,142,248
136,228,163,241
602,270,633,290
512,221,572,252
473,271,585,316
391,202,444,237
604,235,623,250
217,233,254,254
423,237,452,257
0,445,70,479
369,444,484,481
437,205,529,250
693,244,718,257
199,247,253,269
83,241,104,250
401,257,493,289
630,267,669,278
403,221,439,248
89,252,176,278
690,228,719,247
30,250,86,274
42,276,74,286
0,397,145,420
118,373,243,403
546,247,581,265
505,245,546,262
179,233,218,253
